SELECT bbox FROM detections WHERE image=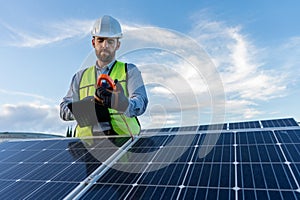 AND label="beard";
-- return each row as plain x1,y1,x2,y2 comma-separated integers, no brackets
95,49,116,63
